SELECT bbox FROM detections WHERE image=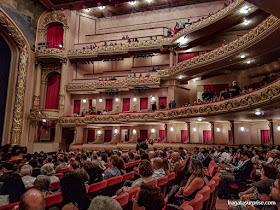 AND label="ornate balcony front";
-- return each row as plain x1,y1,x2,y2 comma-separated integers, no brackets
35,48,67,62
29,109,60,121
